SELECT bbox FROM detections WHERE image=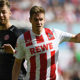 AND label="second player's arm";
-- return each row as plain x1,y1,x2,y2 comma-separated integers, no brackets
12,58,22,80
